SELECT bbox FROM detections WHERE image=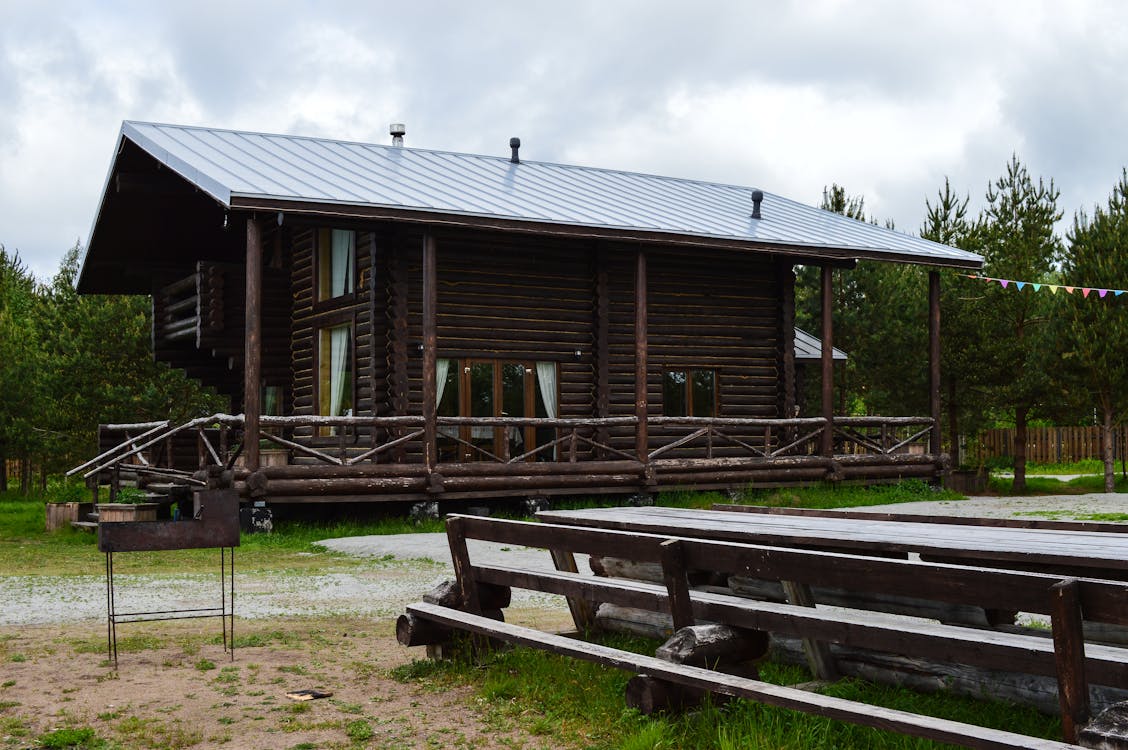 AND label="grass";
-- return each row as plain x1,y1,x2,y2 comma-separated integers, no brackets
391,636,1061,750
988,473,1128,495
1023,458,1105,475
0,489,445,576
734,479,964,510
36,726,106,749
1,481,961,577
